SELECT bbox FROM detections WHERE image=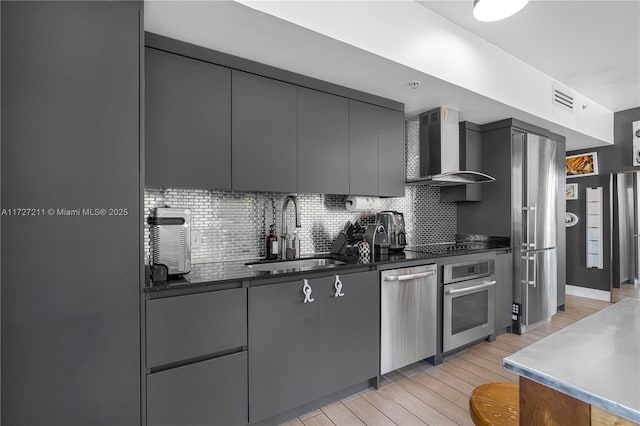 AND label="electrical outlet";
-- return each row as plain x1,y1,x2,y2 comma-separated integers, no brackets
192,230,202,249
